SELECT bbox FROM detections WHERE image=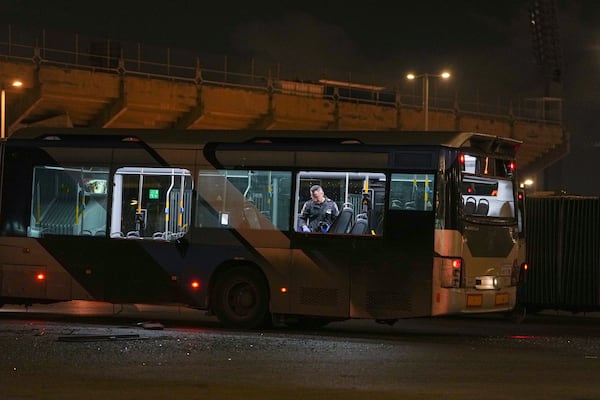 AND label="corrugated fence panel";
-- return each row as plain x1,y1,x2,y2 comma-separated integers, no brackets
524,197,560,306
522,195,600,311
559,198,600,310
